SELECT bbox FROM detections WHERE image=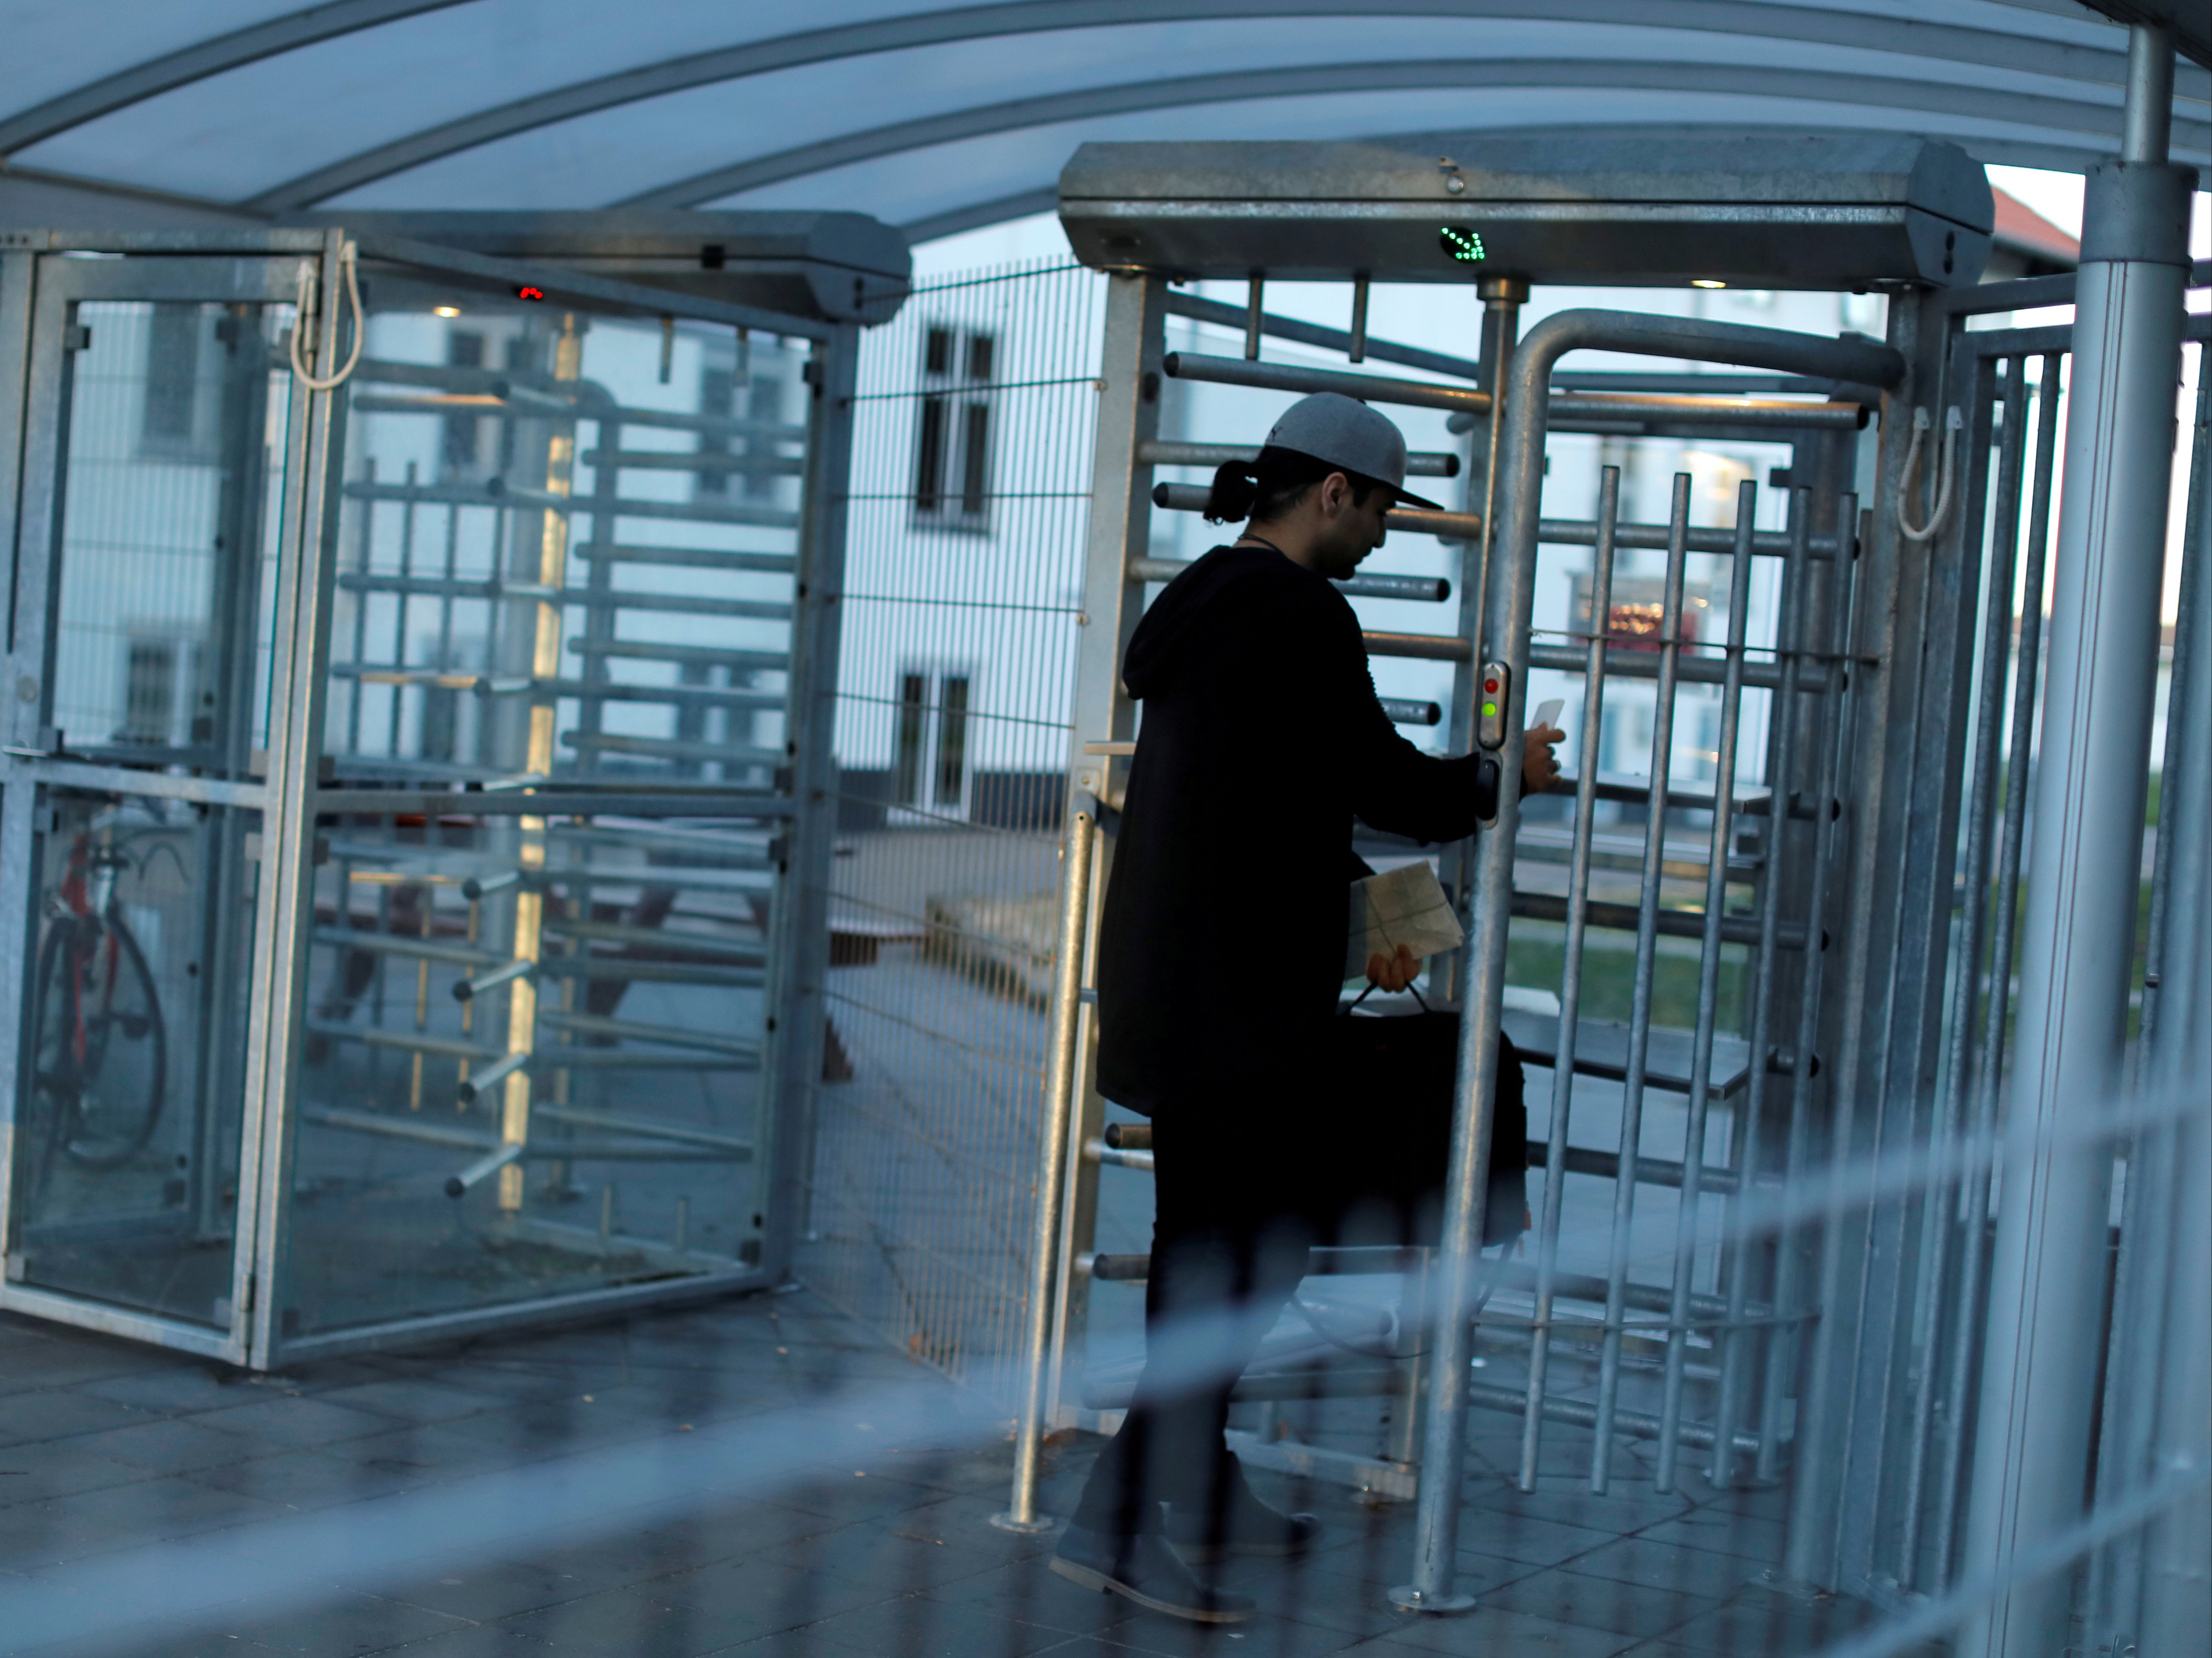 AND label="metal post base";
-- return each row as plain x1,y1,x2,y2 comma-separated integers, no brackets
989,1511,1057,1534
1388,1585,1477,1614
